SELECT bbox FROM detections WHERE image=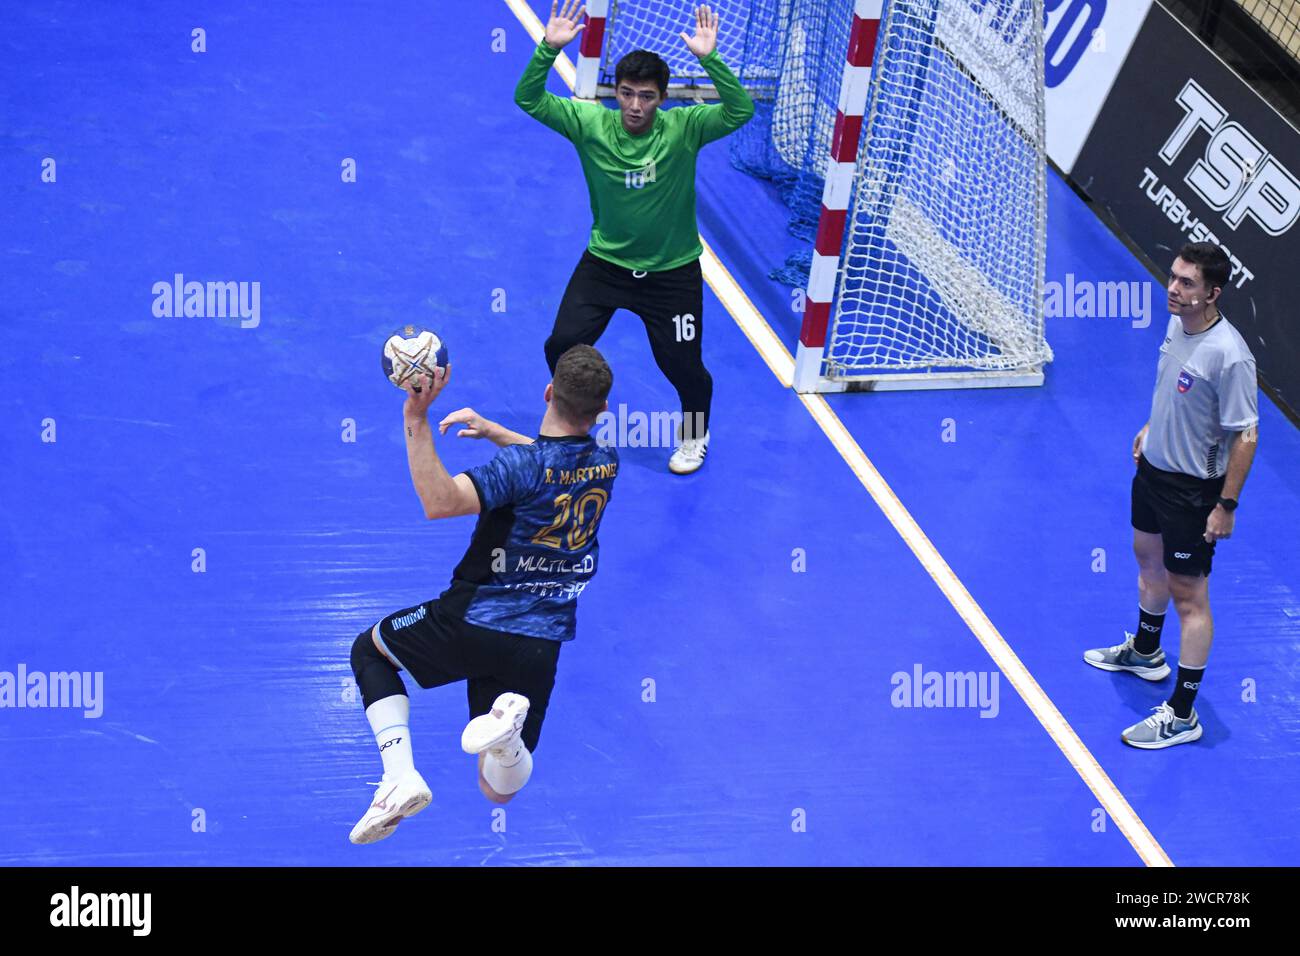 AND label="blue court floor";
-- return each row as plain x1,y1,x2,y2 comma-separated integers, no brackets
1,1,1297,866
